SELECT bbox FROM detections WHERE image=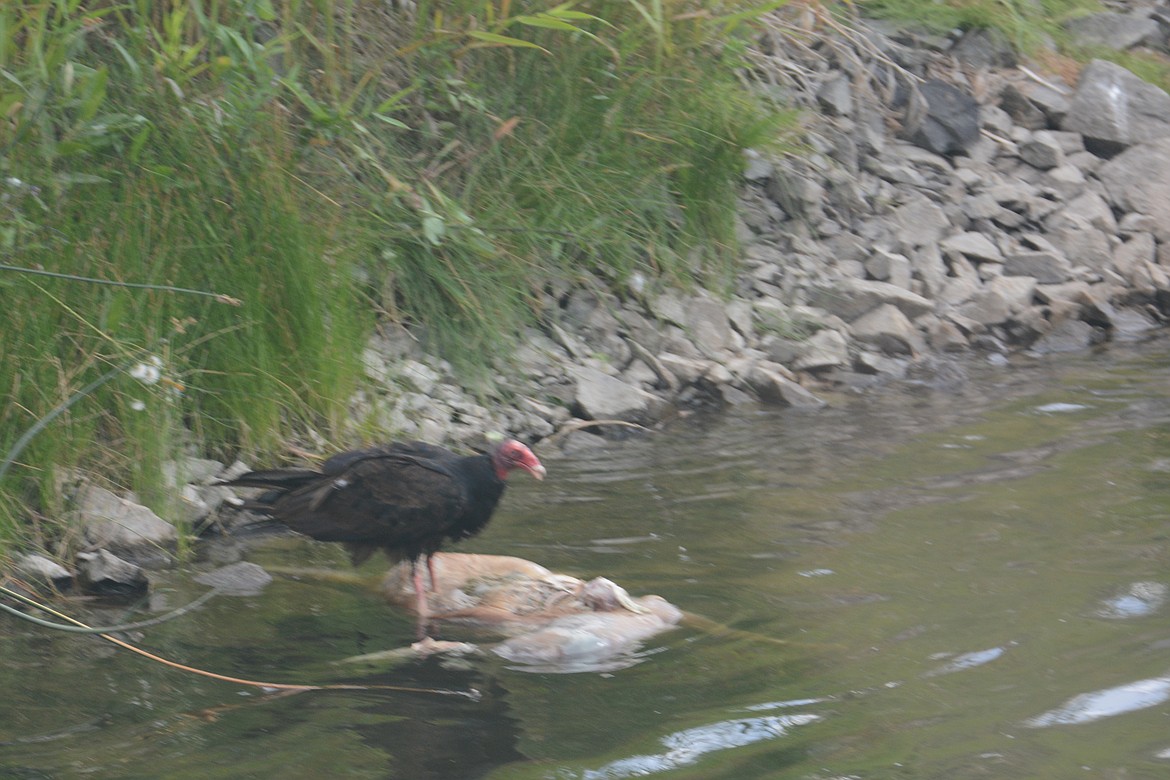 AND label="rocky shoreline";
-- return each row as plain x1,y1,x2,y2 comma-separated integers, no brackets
12,6,1170,591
